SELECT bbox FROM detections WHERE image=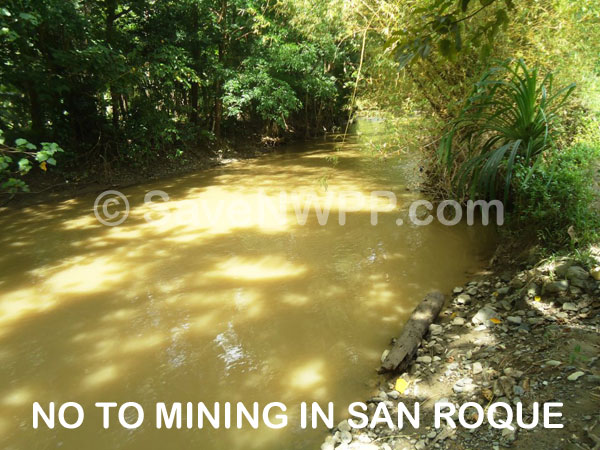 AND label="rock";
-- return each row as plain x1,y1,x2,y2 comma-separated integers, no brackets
467,287,478,296
415,440,427,450
513,385,524,396
556,312,568,319
472,362,483,375
543,280,569,294
321,442,335,450
456,294,471,305
340,430,352,444
429,324,443,336
510,274,527,289
507,316,522,325
546,360,562,367
387,390,400,400
451,317,465,326
526,283,540,297
453,377,474,393
555,259,575,277
501,428,517,442
591,267,600,281
453,287,464,294
587,375,600,384
562,302,578,311
567,371,585,381
338,420,351,433
500,300,512,311
472,306,496,325
566,265,589,281
497,376,515,396
497,286,510,295
416,355,432,363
